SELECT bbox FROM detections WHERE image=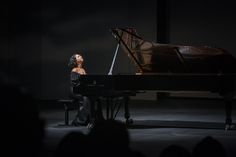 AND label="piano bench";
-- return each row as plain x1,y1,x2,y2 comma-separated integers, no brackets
57,99,80,126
